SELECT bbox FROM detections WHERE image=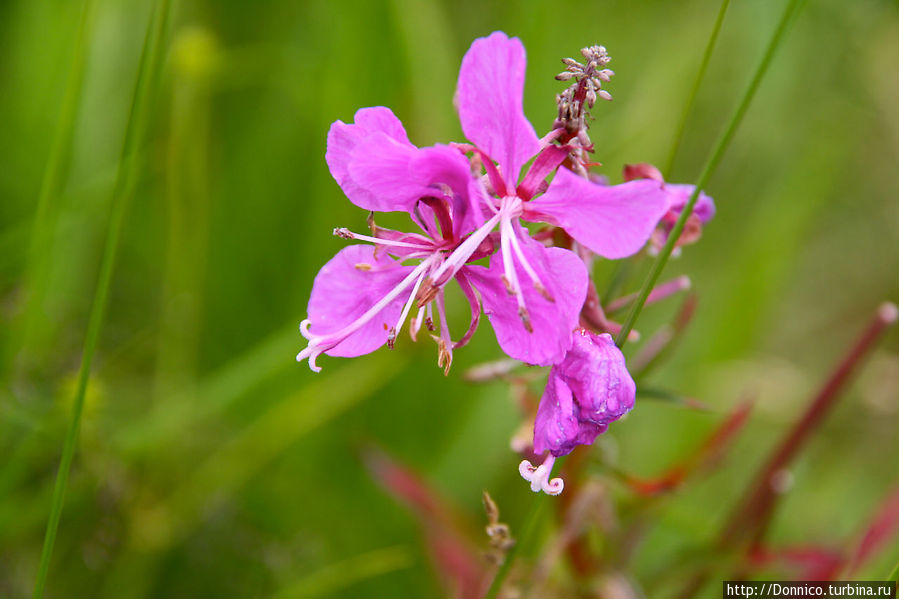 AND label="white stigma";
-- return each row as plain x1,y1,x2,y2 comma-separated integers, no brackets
519,455,564,496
